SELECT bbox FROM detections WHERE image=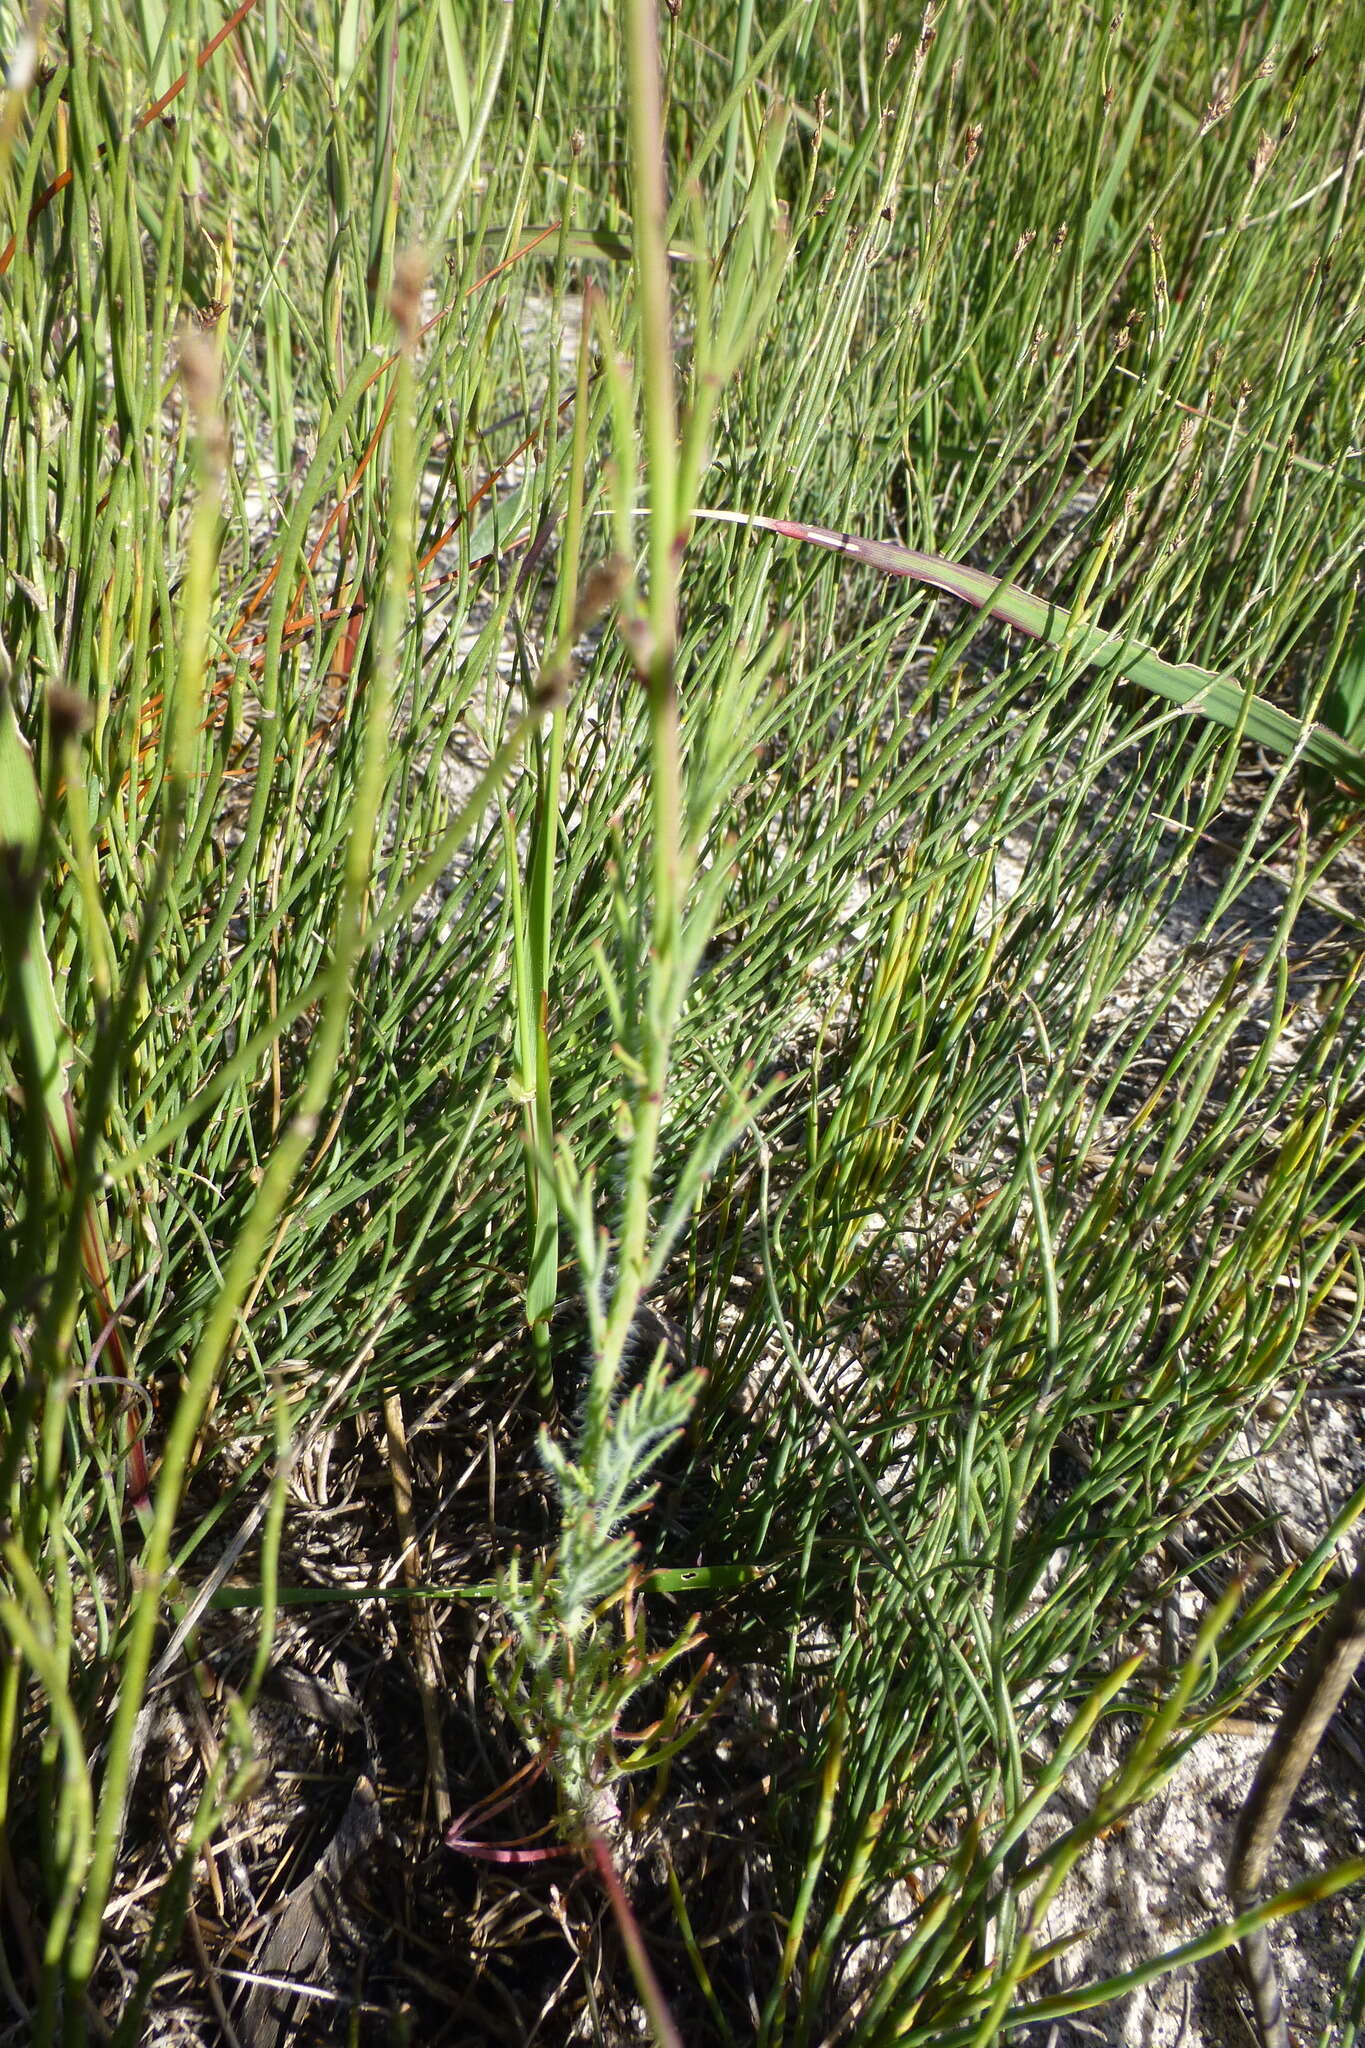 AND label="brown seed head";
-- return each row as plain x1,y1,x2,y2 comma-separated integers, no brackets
389,248,428,348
